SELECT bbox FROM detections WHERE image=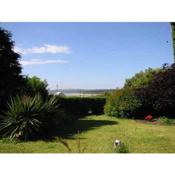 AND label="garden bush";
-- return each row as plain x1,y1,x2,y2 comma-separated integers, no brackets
55,96,106,118
0,95,43,140
104,89,124,116
0,95,69,140
124,67,160,90
0,95,105,140
105,64,175,119
104,89,142,118
158,116,172,125
135,63,175,118
104,68,161,119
